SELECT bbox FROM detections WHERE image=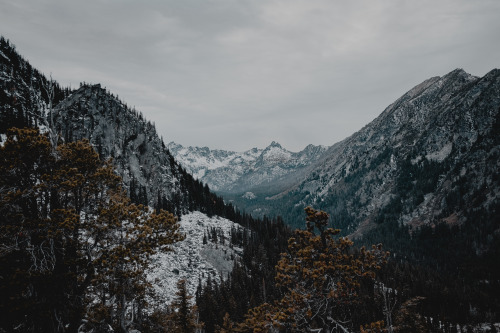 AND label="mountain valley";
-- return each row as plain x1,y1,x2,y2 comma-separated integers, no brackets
1,35,500,332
